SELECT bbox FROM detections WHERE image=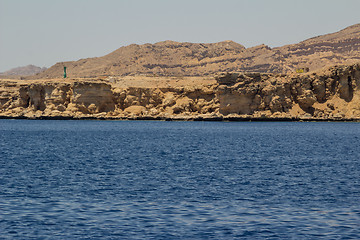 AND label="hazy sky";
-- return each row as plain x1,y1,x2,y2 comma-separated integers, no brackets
1,0,360,72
